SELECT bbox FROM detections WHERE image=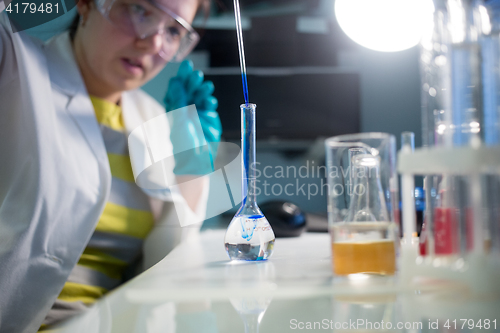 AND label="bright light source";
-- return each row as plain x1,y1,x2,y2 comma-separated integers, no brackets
335,0,433,52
